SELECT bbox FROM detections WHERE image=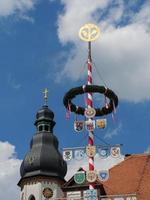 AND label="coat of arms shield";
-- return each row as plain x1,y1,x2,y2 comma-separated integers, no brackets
86,170,97,183
98,147,109,158
96,119,107,129
85,120,95,131
86,146,96,157
110,146,121,158
84,189,97,200
74,121,84,132
98,170,109,181
74,149,85,160
63,150,73,161
74,171,85,184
